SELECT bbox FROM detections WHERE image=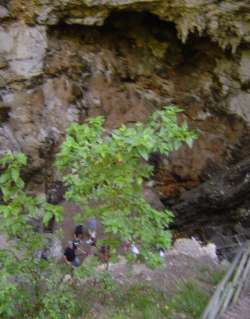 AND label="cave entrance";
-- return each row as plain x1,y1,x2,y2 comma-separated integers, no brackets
103,10,177,38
